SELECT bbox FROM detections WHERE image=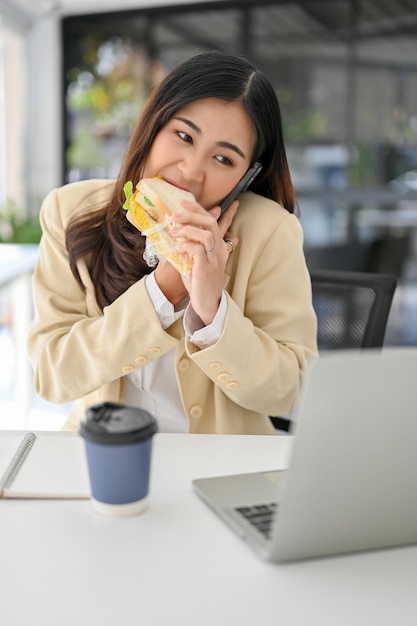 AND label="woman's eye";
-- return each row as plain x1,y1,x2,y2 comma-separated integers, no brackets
215,155,233,166
178,131,192,143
